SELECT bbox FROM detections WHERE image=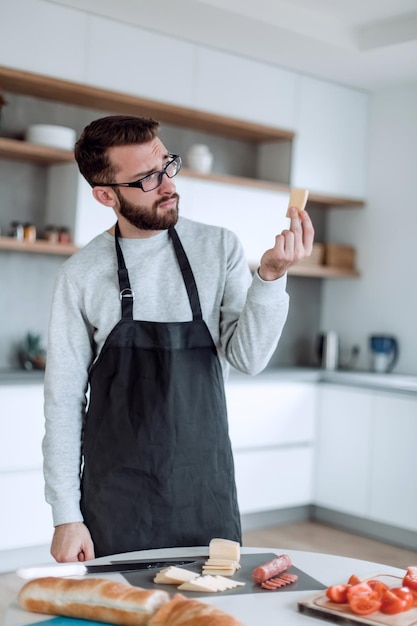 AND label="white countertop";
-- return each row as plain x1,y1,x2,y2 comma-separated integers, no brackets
5,546,406,626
